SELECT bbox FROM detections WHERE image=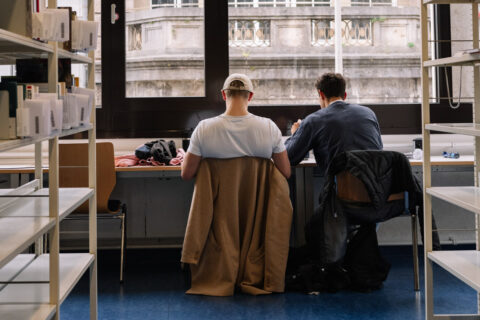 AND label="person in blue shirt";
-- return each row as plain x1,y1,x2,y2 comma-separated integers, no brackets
285,73,383,175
